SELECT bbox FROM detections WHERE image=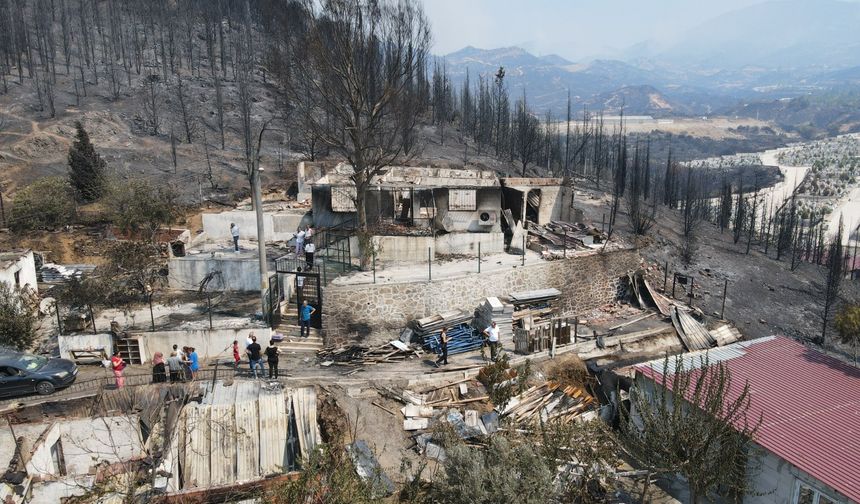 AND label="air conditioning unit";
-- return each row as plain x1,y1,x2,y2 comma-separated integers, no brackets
477,211,497,226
